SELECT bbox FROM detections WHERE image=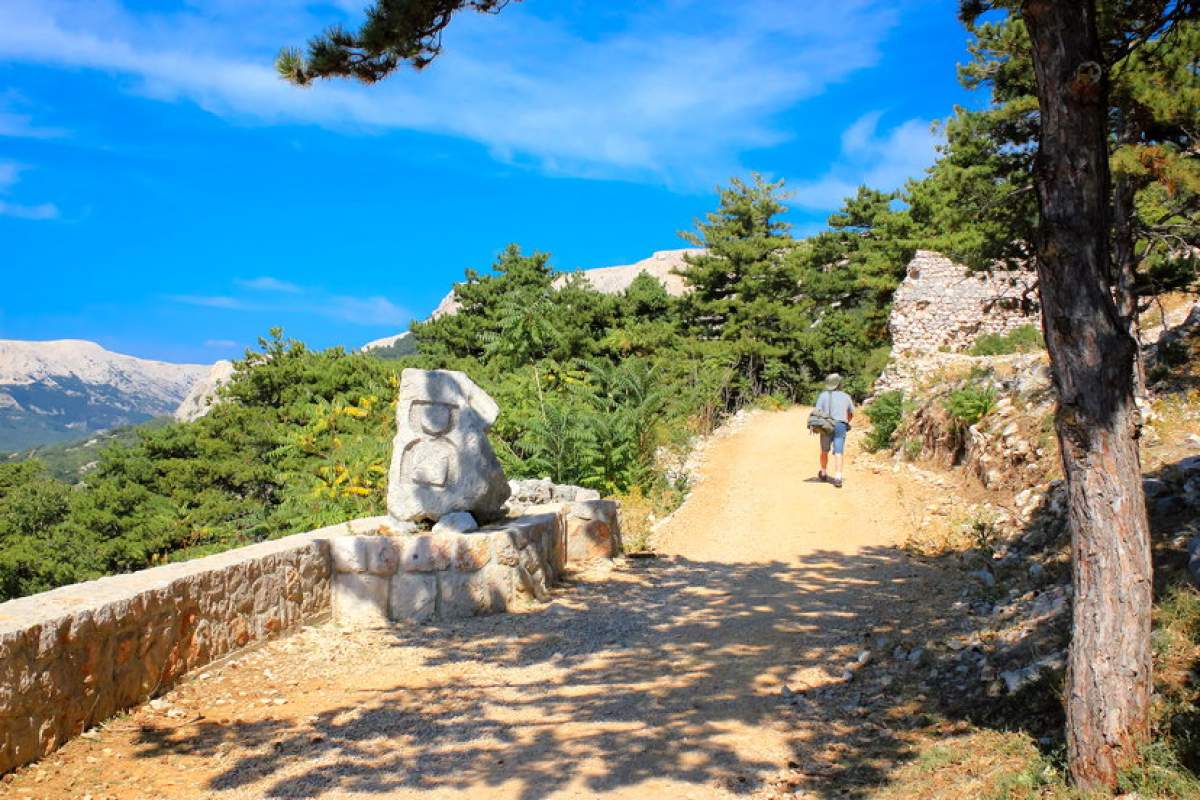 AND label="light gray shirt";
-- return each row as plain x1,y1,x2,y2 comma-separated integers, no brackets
817,390,854,424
